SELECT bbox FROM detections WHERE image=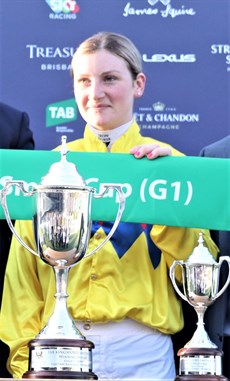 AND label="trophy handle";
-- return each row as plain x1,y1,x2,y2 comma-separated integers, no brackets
0,180,39,257
84,184,126,258
169,260,188,302
215,256,230,300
